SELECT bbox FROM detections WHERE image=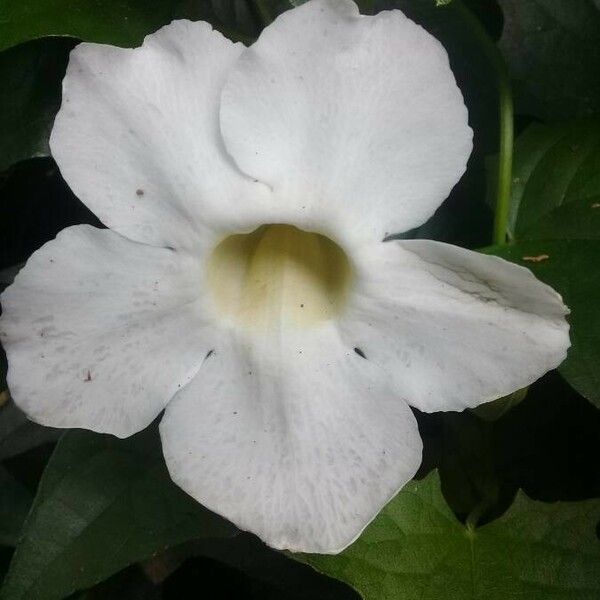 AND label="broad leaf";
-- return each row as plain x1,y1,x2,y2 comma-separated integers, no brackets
436,412,515,526
0,0,180,52
150,536,360,599
508,120,600,240
0,0,269,52
523,197,600,242
0,3,265,172
485,240,600,408
0,427,236,600
0,467,32,547
492,370,600,503
303,470,600,600
0,39,73,173
203,0,263,36
497,0,600,119
472,387,528,421
0,399,61,461
484,121,599,404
